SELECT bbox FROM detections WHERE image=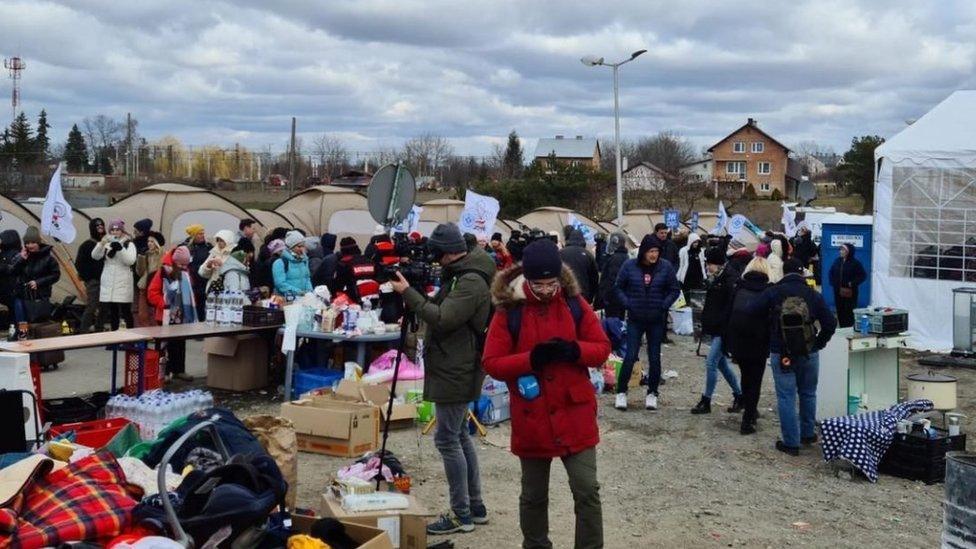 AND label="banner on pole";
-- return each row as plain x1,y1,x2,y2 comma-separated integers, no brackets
781,202,797,237
458,190,500,239
567,213,597,244
690,211,699,233
40,165,76,243
664,208,680,231
393,205,423,234
709,201,728,235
